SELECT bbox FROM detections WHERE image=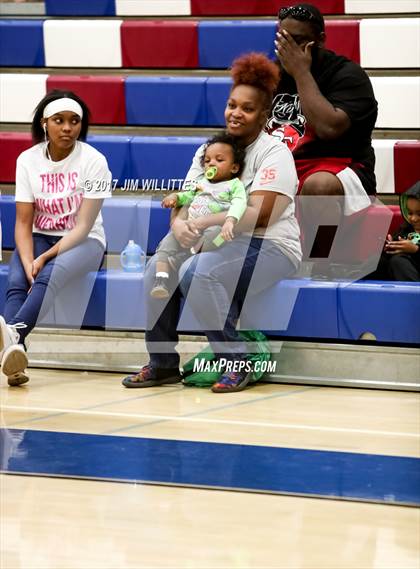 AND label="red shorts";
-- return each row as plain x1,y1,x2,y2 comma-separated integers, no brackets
295,157,353,192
